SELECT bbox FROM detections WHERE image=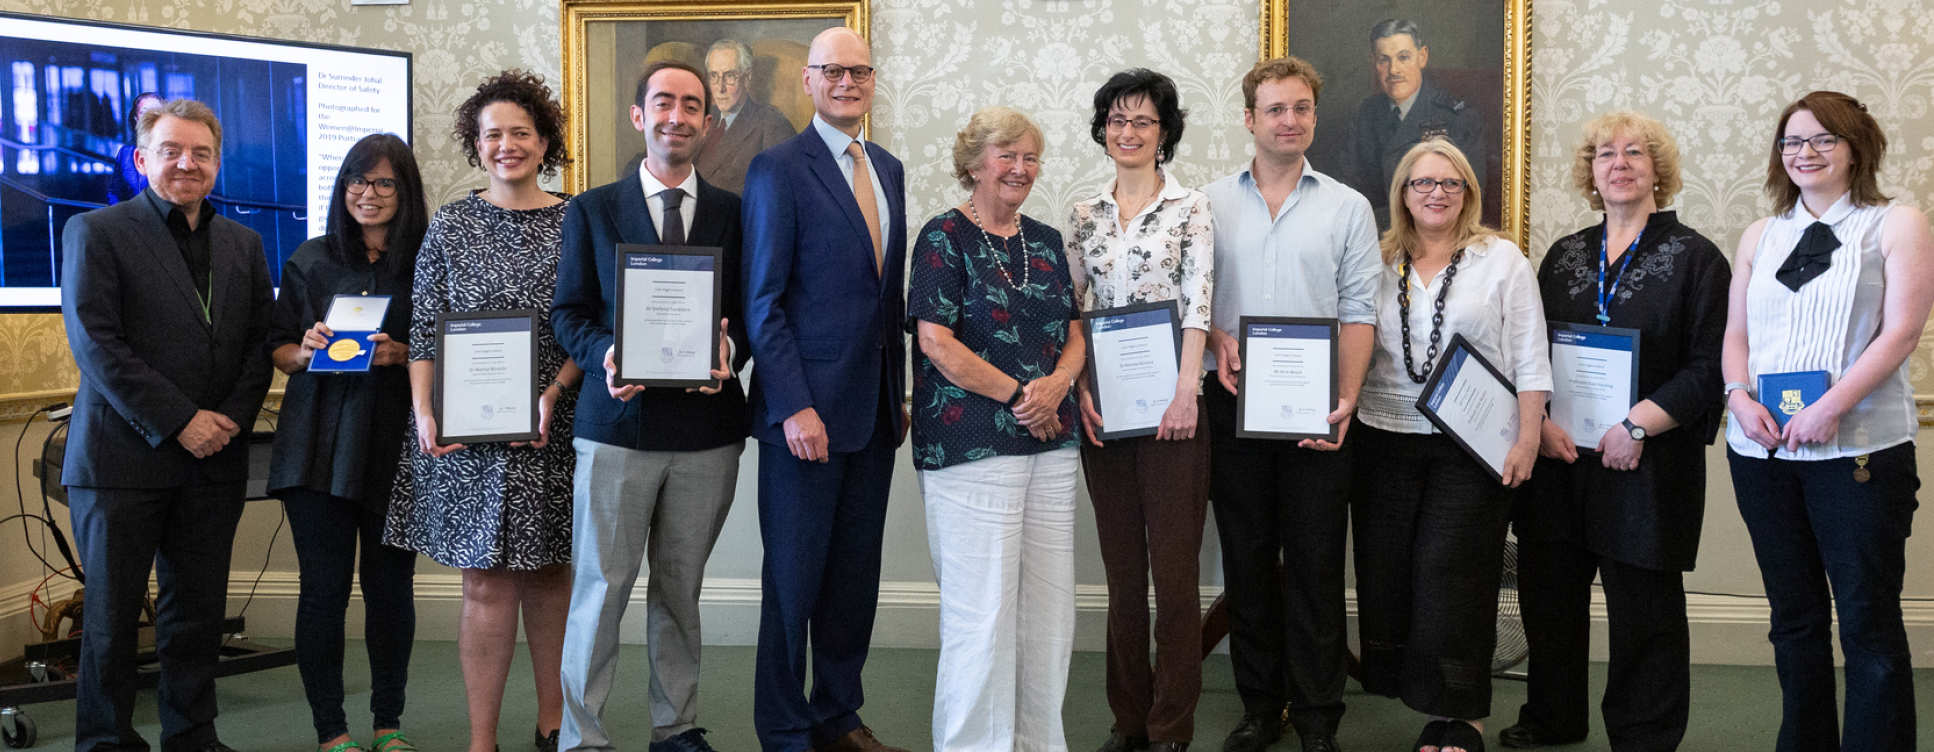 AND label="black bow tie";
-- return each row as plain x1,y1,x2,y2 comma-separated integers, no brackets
1776,221,1839,291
